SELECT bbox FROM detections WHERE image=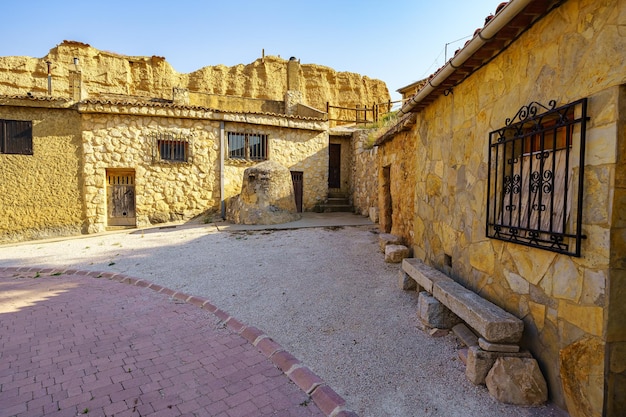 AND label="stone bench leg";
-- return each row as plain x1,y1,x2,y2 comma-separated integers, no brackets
398,270,422,292
465,346,532,385
417,291,461,329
